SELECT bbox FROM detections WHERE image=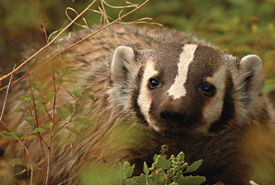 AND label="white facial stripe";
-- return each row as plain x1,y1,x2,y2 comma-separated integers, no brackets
203,67,227,127
137,59,160,131
166,44,198,99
